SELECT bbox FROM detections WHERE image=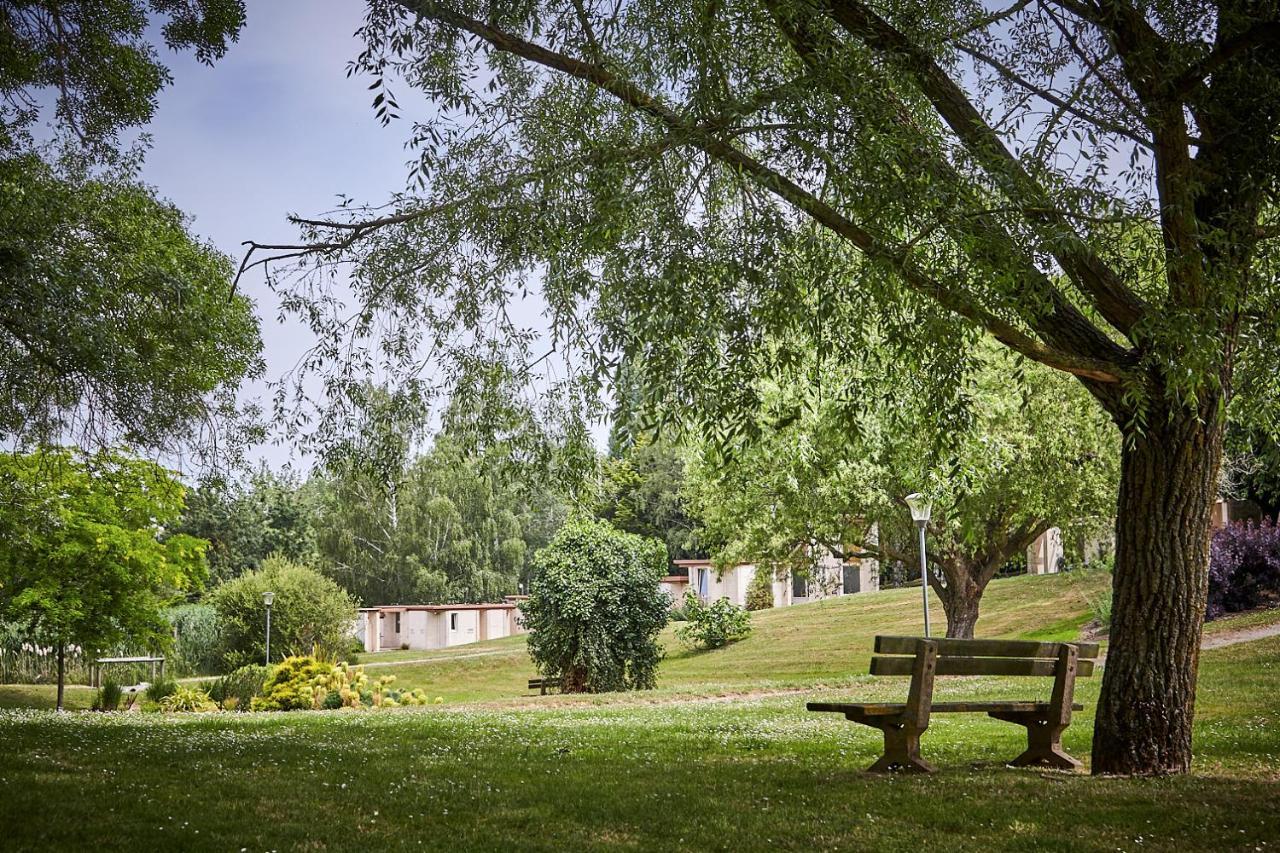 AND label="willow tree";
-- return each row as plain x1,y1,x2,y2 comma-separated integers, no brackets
251,2,1280,775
